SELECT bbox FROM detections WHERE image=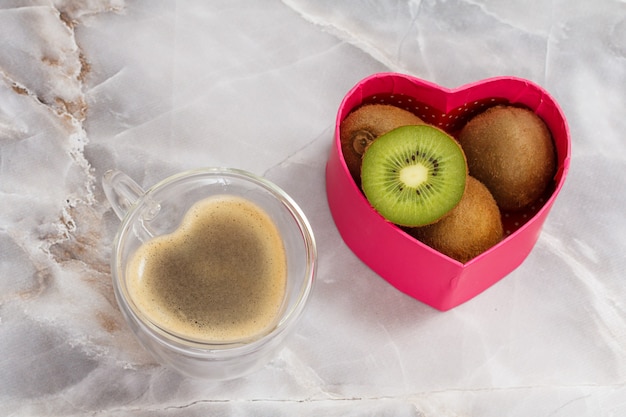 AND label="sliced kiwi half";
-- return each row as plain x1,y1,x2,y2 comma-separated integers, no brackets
340,104,424,185
360,125,468,227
